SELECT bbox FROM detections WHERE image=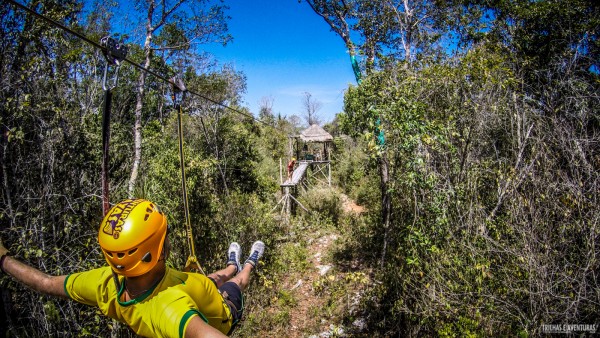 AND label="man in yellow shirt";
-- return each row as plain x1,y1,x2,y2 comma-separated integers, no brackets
0,199,265,338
